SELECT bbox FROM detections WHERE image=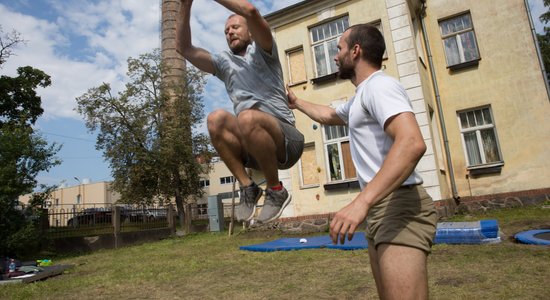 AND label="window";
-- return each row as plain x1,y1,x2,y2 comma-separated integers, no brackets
458,106,502,168
287,47,307,85
299,143,320,187
220,176,234,185
439,13,480,68
323,124,356,182
197,204,207,216
76,194,81,204
310,16,349,77
199,179,210,188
